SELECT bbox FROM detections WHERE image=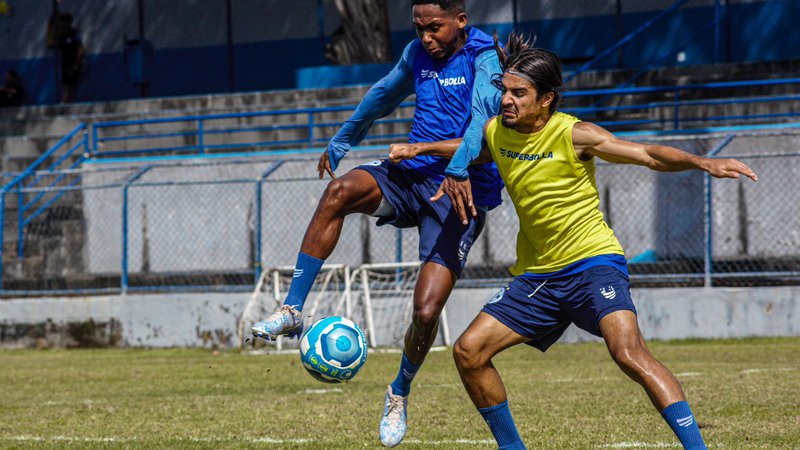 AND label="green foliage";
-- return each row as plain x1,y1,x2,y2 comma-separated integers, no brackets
0,338,797,449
